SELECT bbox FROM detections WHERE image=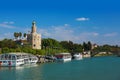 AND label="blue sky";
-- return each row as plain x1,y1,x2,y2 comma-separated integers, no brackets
0,0,120,45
